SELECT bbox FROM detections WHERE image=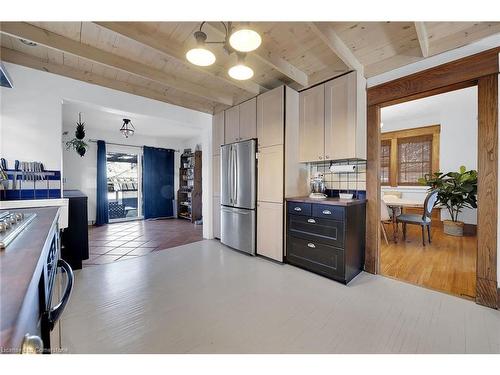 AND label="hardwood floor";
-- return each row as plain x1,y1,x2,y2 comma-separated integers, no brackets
380,223,477,299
